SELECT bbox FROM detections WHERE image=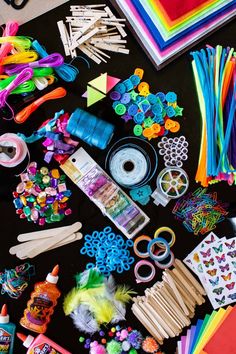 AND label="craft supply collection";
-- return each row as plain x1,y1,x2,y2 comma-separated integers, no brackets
0,1,235,354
